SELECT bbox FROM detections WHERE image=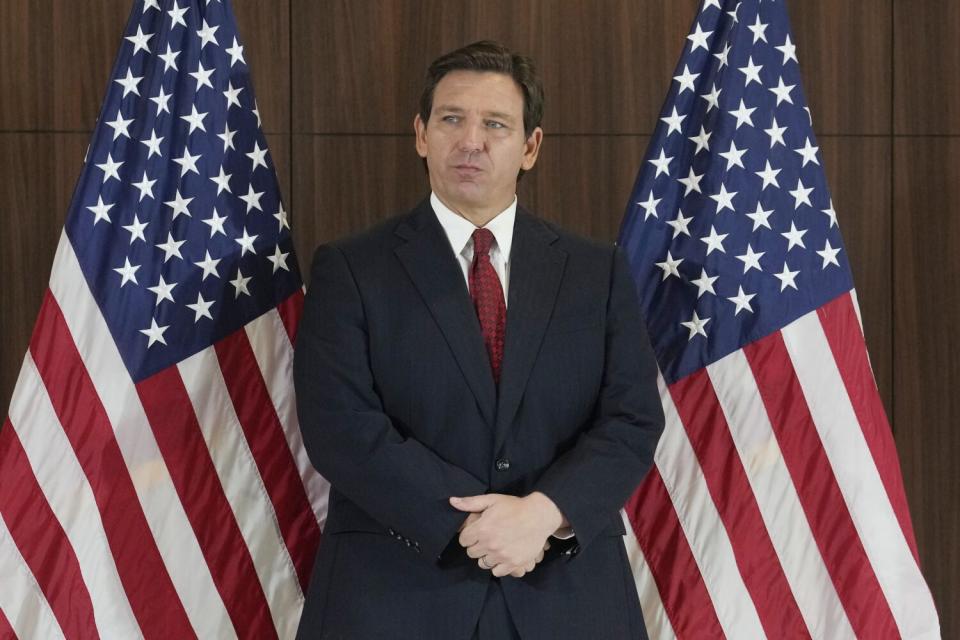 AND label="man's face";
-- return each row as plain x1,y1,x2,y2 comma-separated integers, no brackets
414,70,543,218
